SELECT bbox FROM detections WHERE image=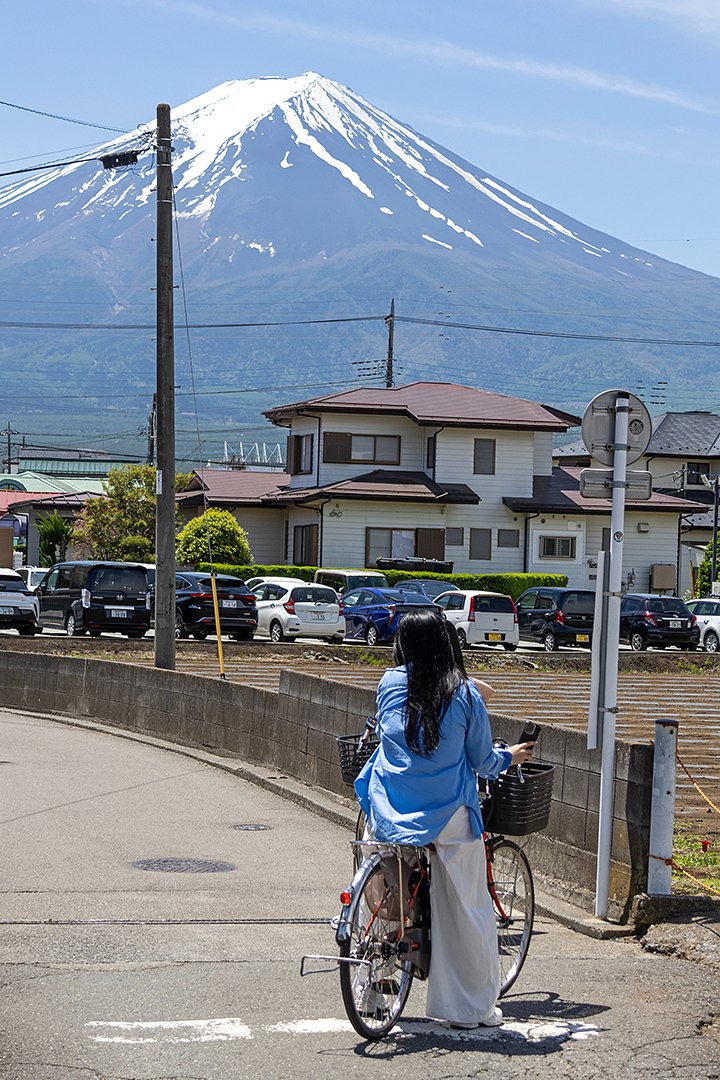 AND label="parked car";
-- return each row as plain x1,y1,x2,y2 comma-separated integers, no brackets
515,587,595,651
174,572,258,640
0,567,40,635
394,578,460,601
685,597,720,653
313,568,388,595
434,589,519,650
15,566,49,592
36,561,151,637
619,593,700,651
341,587,441,646
245,575,306,590
250,582,344,643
